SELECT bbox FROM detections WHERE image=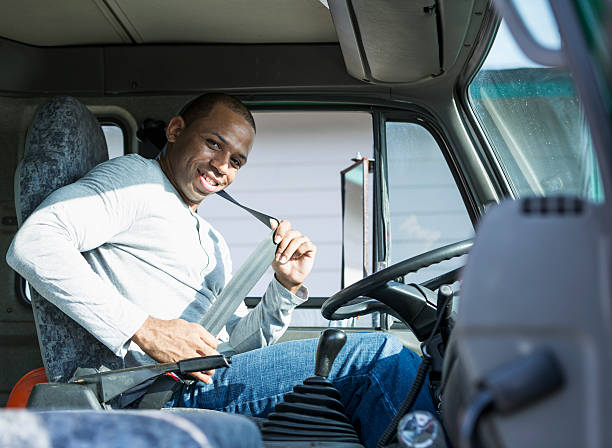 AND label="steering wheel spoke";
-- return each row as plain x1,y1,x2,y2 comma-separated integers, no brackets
326,297,402,321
